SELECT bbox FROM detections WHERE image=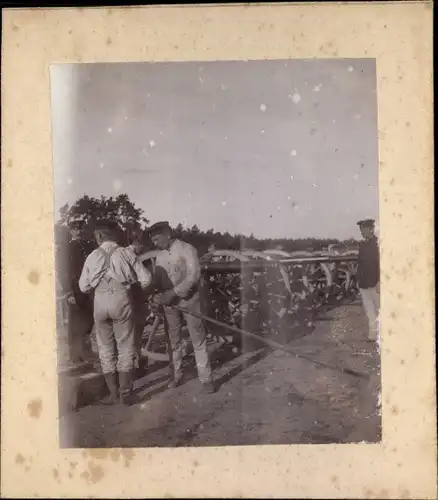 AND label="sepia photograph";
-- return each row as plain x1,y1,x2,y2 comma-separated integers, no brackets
50,58,381,449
